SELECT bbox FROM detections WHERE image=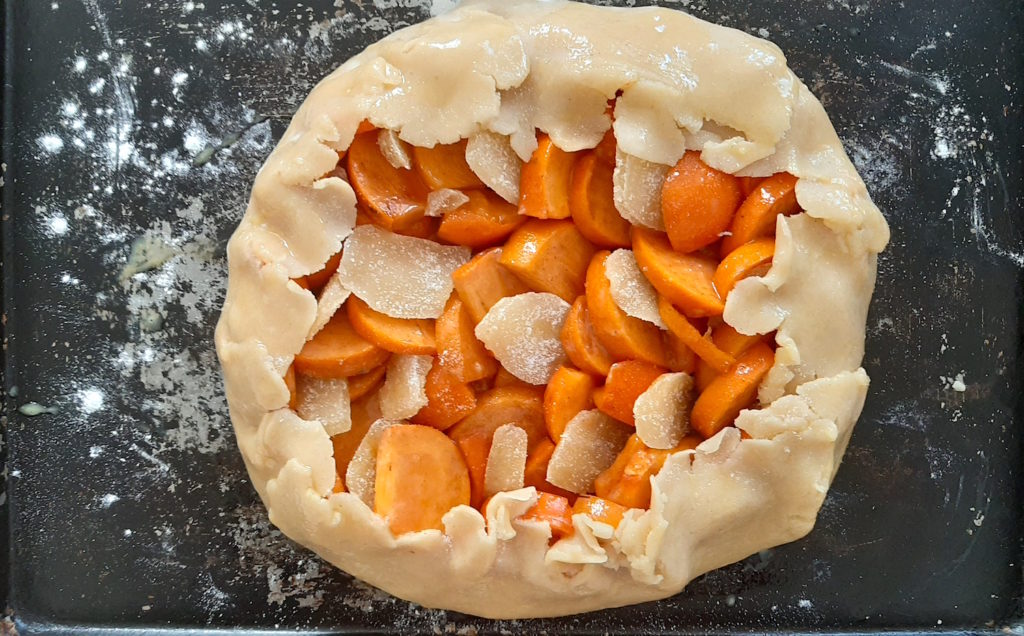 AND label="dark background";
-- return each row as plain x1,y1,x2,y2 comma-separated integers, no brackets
2,0,1022,633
